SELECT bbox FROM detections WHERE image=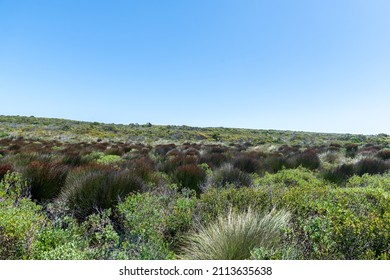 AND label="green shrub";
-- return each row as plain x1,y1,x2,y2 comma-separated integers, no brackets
32,215,92,260
346,173,390,192
179,207,290,260
0,172,46,260
80,209,121,259
116,193,175,260
195,187,272,225
0,199,46,259
255,167,324,189
278,184,390,259
96,154,123,165
165,196,196,245
0,171,30,202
